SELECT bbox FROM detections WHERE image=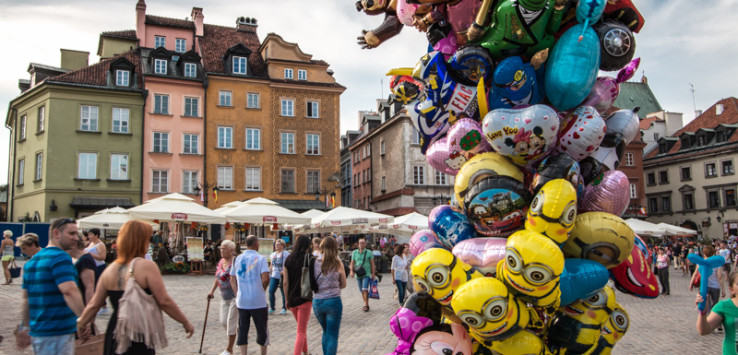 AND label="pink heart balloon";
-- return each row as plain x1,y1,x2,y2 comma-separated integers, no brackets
451,237,507,277
426,118,492,175
482,105,560,167
557,106,607,161
579,170,630,216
